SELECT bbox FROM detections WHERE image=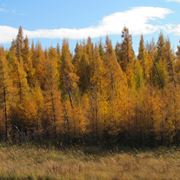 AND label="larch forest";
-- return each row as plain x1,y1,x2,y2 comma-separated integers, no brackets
0,26,180,147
